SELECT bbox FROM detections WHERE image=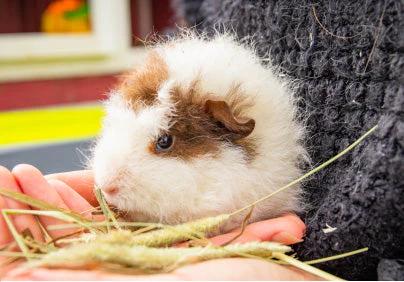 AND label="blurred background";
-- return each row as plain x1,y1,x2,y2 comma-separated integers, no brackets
0,0,181,174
